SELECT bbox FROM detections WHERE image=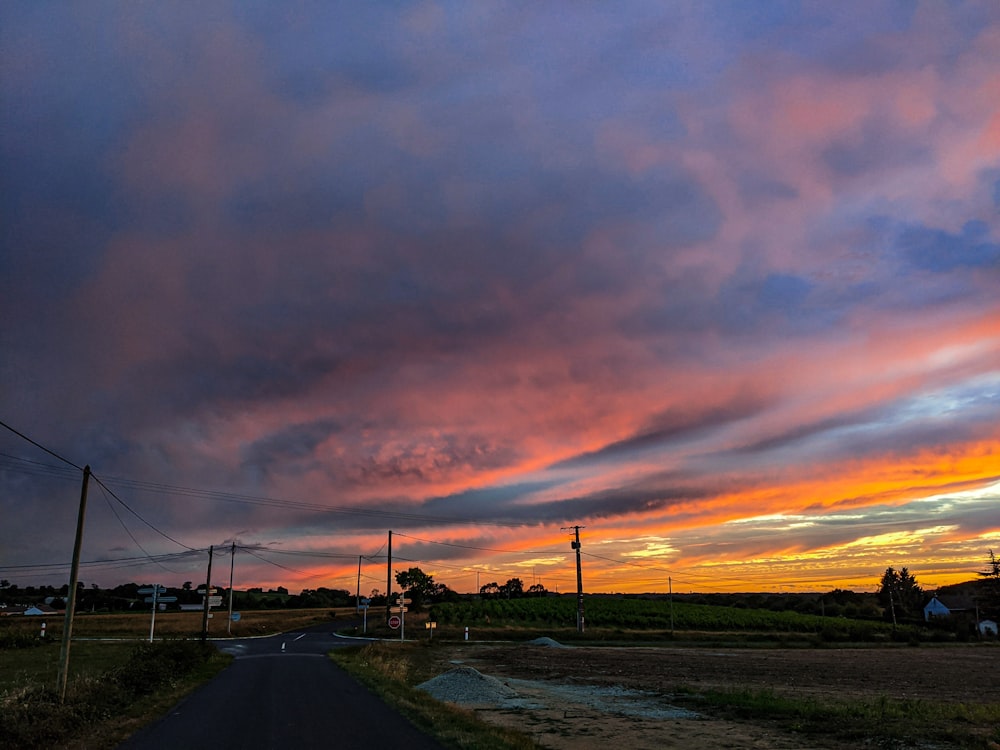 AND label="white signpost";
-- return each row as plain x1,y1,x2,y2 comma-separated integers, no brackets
138,585,176,642
391,596,411,640
358,597,370,634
